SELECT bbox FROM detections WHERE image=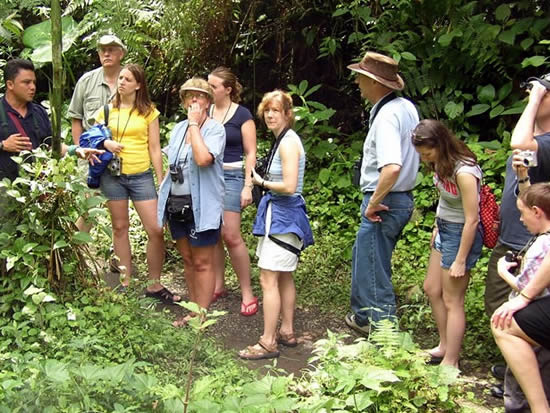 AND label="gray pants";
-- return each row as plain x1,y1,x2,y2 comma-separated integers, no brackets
505,347,550,412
